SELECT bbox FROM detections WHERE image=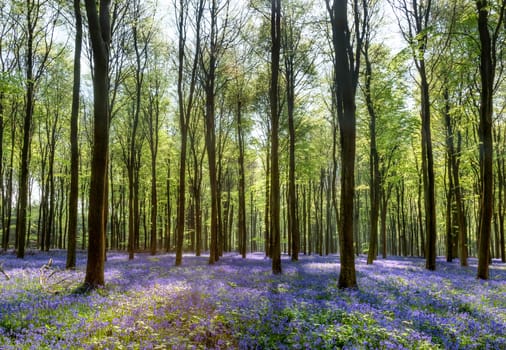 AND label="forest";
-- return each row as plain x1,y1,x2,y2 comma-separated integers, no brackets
0,0,506,348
